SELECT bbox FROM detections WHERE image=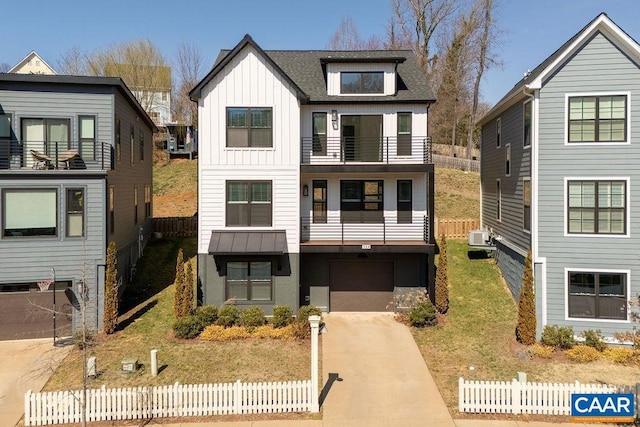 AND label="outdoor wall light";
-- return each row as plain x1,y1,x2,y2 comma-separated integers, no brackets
303,184,309,197
331,110,338,130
